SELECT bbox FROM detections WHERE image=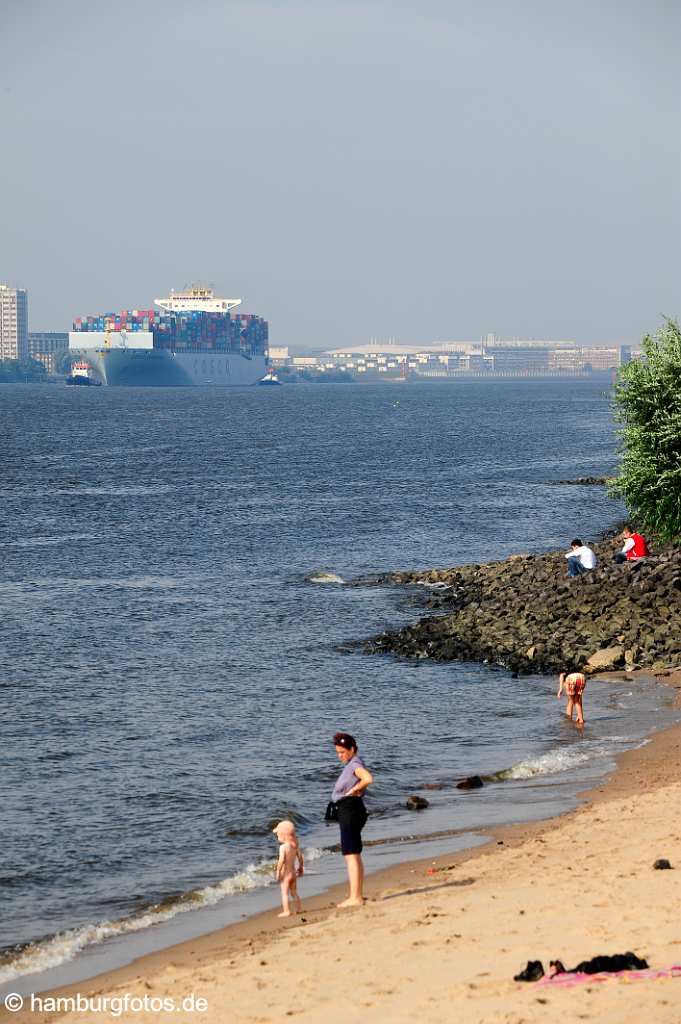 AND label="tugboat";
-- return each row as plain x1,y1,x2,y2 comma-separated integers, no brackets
257,367,282,386
66,361,102,386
